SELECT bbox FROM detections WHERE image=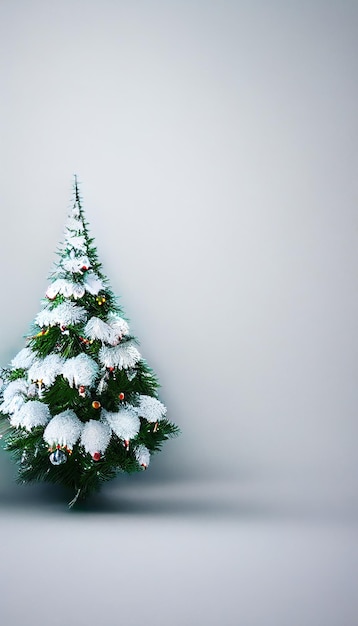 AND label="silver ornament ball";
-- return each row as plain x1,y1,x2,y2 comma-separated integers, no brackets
49,449,67,465
126,369,136,381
